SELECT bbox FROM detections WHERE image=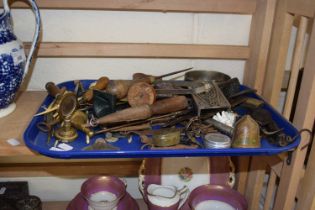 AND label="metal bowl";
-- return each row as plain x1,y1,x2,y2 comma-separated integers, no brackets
184,70,231,82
